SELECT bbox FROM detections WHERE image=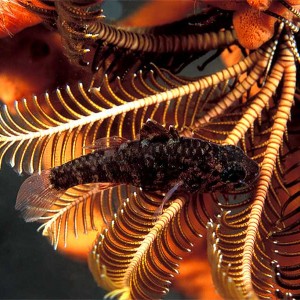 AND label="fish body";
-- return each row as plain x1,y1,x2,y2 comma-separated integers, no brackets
16,120,259,221
50,134,257,194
